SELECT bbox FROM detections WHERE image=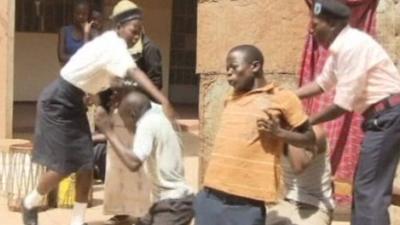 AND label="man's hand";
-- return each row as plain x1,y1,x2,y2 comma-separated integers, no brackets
257,111,283,137
95,106,113,134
